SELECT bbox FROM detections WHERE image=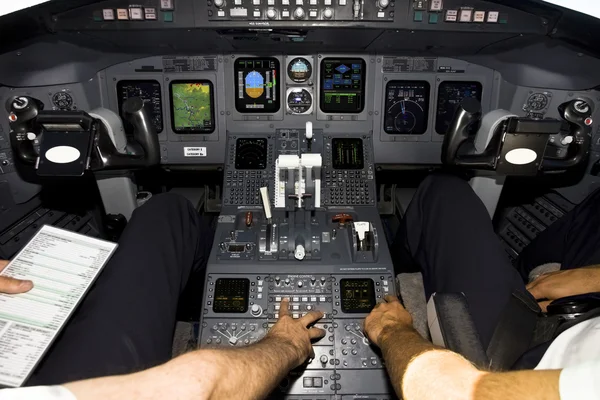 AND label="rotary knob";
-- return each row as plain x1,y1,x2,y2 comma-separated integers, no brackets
266,8,277,19
294,7,305,19
323,8,333,19
214,0,225,8
297,281,303,288
377,0,389,8
251,304,263,317
320,355,328,364
574,100,590,114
